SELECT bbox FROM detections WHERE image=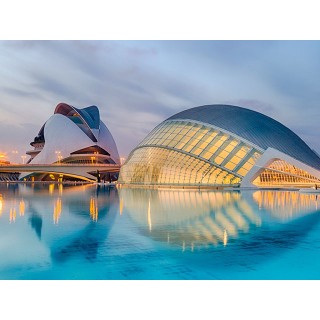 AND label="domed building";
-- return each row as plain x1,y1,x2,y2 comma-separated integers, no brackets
119,104,320,188
22,102,120,181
